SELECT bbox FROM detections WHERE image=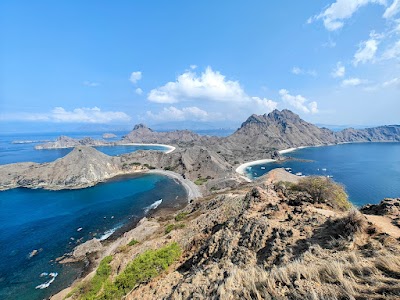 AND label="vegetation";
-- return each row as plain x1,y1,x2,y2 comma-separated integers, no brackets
194,177,208,185
143,163,156,170
165,223,185,234
294,176,351,211
163,166,174,171
99,243,181,299
69,255,113,300
128,239,139,246
174,212,188,222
